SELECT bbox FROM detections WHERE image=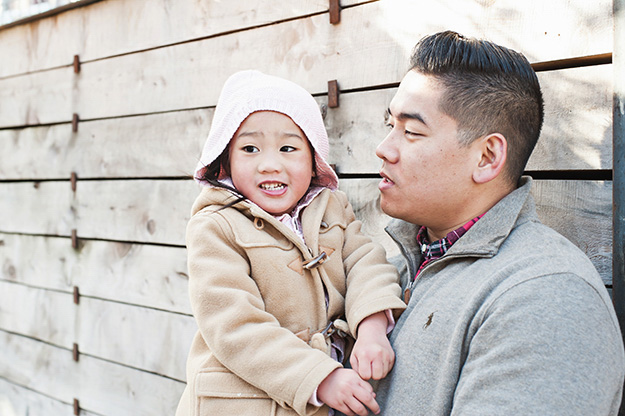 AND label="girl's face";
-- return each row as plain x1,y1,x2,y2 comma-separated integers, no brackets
229,111,314,216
